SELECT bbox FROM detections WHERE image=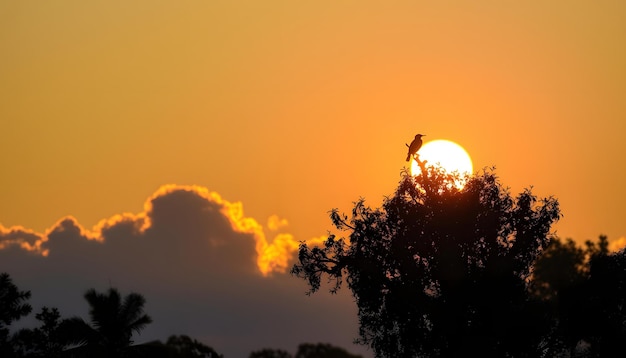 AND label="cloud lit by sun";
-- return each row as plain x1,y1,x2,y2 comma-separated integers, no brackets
609,236,626,253
0,185,318,277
